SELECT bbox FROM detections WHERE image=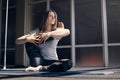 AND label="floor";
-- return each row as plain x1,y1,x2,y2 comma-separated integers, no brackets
0,67,120,80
